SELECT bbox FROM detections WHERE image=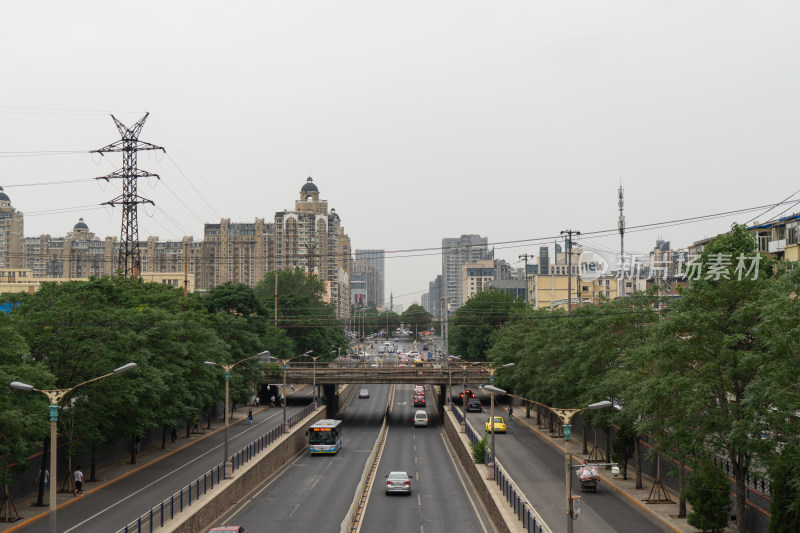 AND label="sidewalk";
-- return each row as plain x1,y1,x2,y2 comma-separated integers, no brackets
0,406,270,533
499,405,737,533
